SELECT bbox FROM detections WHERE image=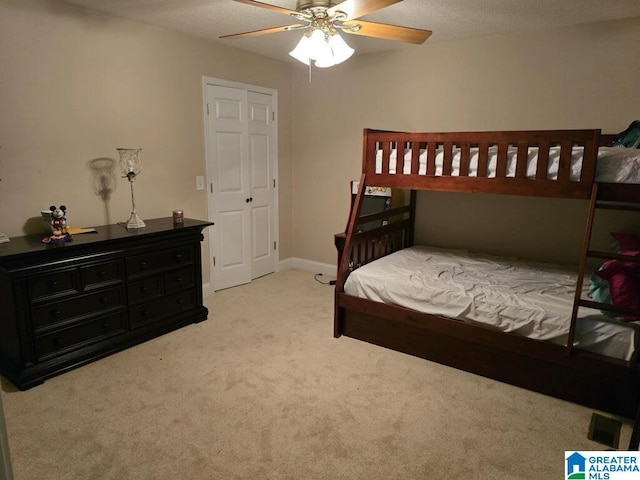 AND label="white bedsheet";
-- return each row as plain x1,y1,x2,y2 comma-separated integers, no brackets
375,146,640,183
344,246,640,361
